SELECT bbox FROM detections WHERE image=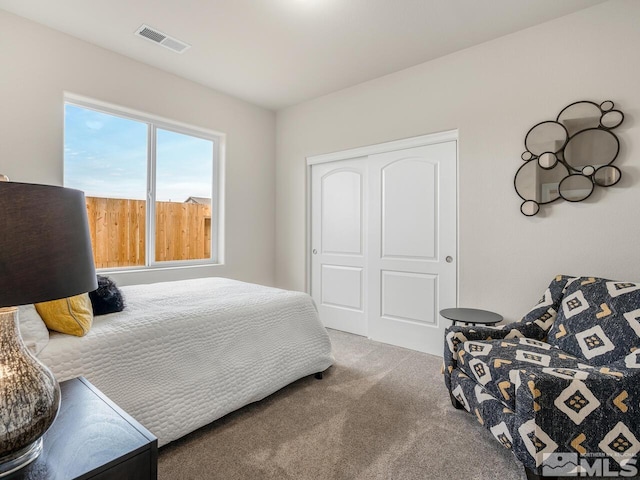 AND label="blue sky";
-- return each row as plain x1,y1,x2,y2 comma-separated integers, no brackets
64,104,213,202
